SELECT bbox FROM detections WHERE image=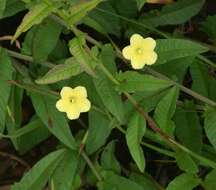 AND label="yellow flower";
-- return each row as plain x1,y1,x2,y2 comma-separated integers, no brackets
56,86,91,120
122,34,157,69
